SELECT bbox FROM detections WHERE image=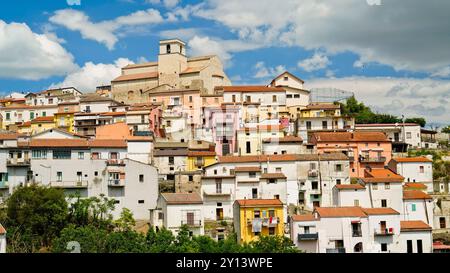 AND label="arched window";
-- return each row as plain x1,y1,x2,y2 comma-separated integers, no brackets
166,44,171,54
128,90,134,101
354,242,363,253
